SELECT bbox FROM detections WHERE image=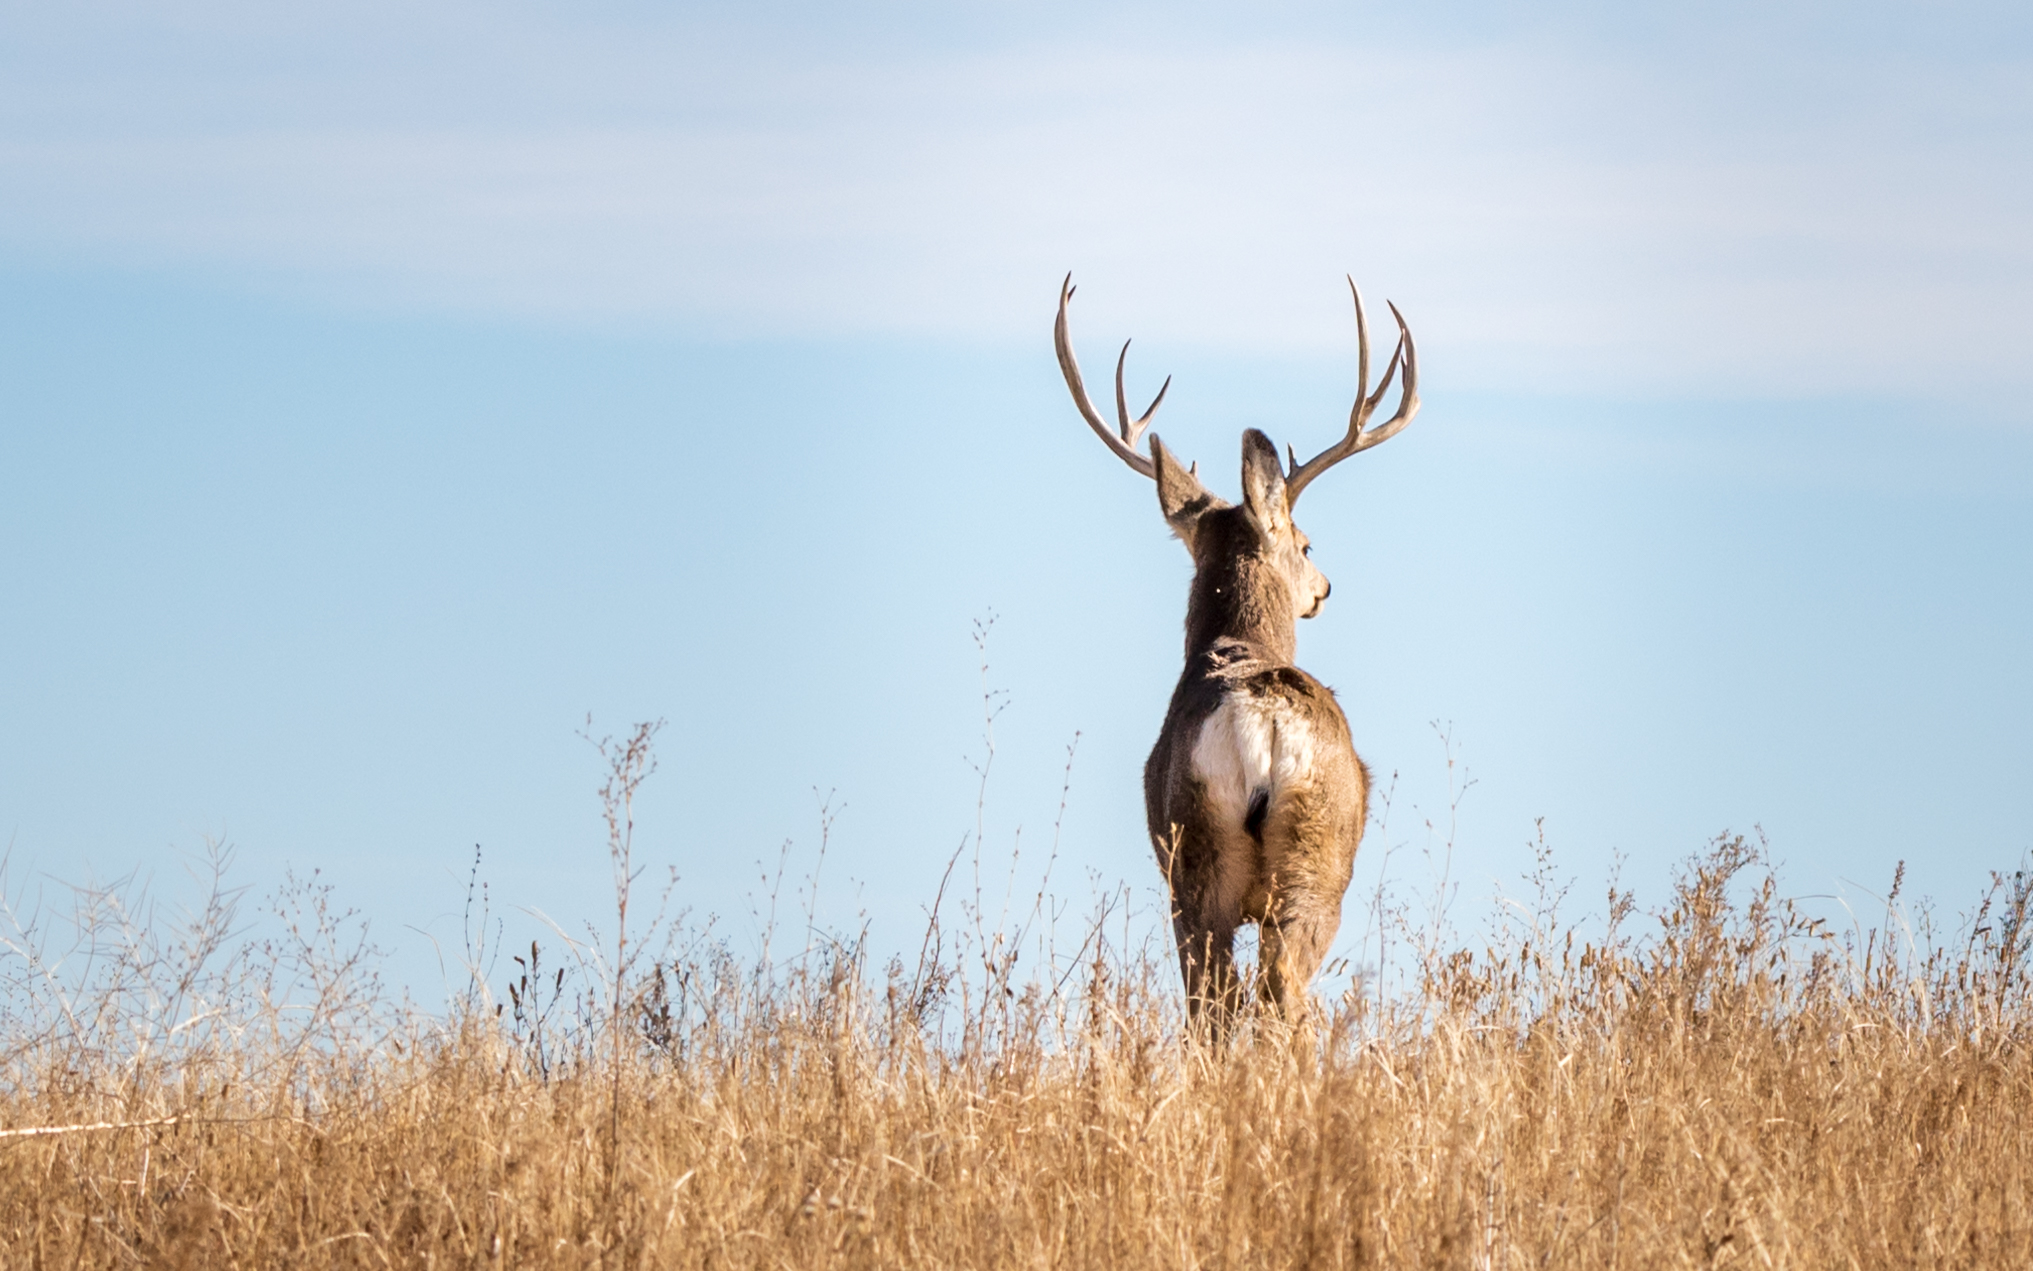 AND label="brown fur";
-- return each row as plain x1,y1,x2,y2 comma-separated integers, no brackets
1142,430,1370,1034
